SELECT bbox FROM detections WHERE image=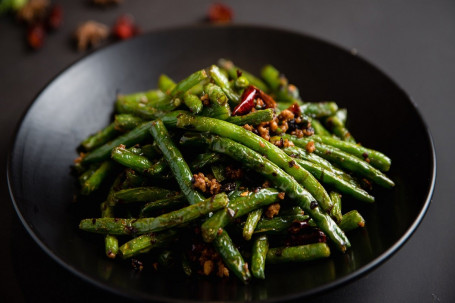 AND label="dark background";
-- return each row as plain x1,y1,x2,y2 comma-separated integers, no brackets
1,1,454,302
